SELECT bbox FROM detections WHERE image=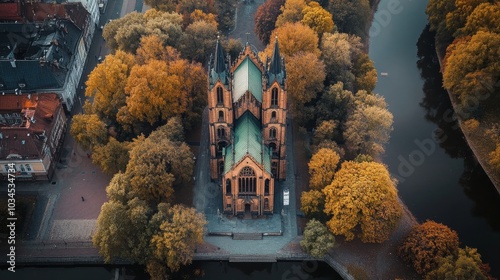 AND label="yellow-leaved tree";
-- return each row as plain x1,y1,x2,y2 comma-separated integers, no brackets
323,161,402,243
308,148,340,190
